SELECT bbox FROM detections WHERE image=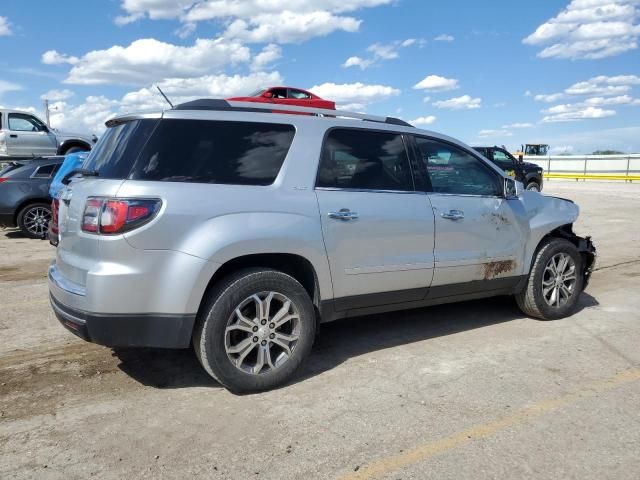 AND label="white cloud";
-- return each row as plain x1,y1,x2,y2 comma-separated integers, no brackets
342,56,374,69
0,80,22,96
525,90,532,96
0,16,12,36
343,38,420,69
433,95,481,110
309,82,400,109
478,129,513,137
422,96,431,103
434,34,454,42
52,38,251,85
413,75,459,92
42,50,80,65
40,89,75,101
174,22,196,38
523,0,640,59
410,115,437,126
541,105,616,122
534,93,565,103
251,44,281,71
48,96,120,134
117,0,390,44
564,75,637,95
223,11,361,43
502,122,534,128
